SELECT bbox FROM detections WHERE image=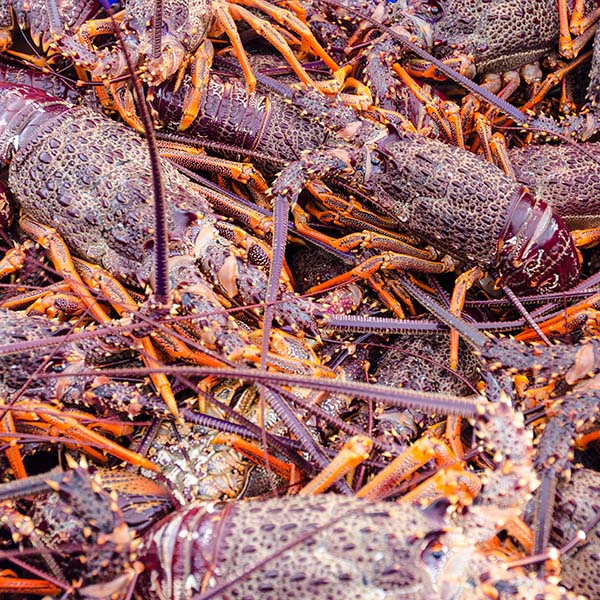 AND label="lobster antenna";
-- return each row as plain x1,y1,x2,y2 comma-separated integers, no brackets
398,276,490,350
99,0,170,306
153,0,164,61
